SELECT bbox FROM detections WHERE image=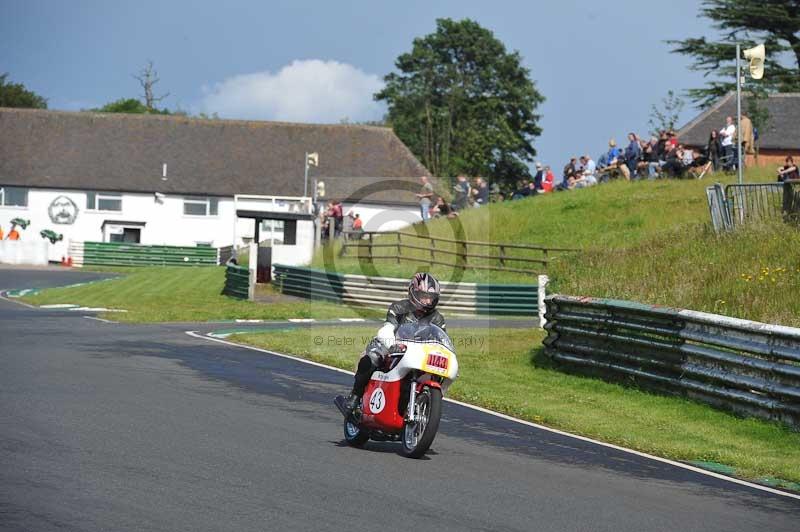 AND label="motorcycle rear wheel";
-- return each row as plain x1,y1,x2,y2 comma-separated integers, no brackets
401,386,442,458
